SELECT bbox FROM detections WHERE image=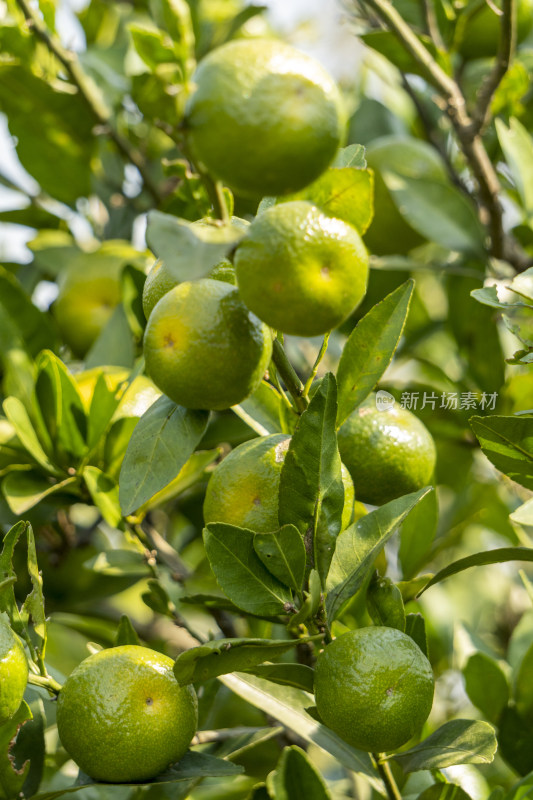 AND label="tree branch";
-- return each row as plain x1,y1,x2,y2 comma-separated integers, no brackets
471,0,516,134
15,0,161,203
421,0,446,52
